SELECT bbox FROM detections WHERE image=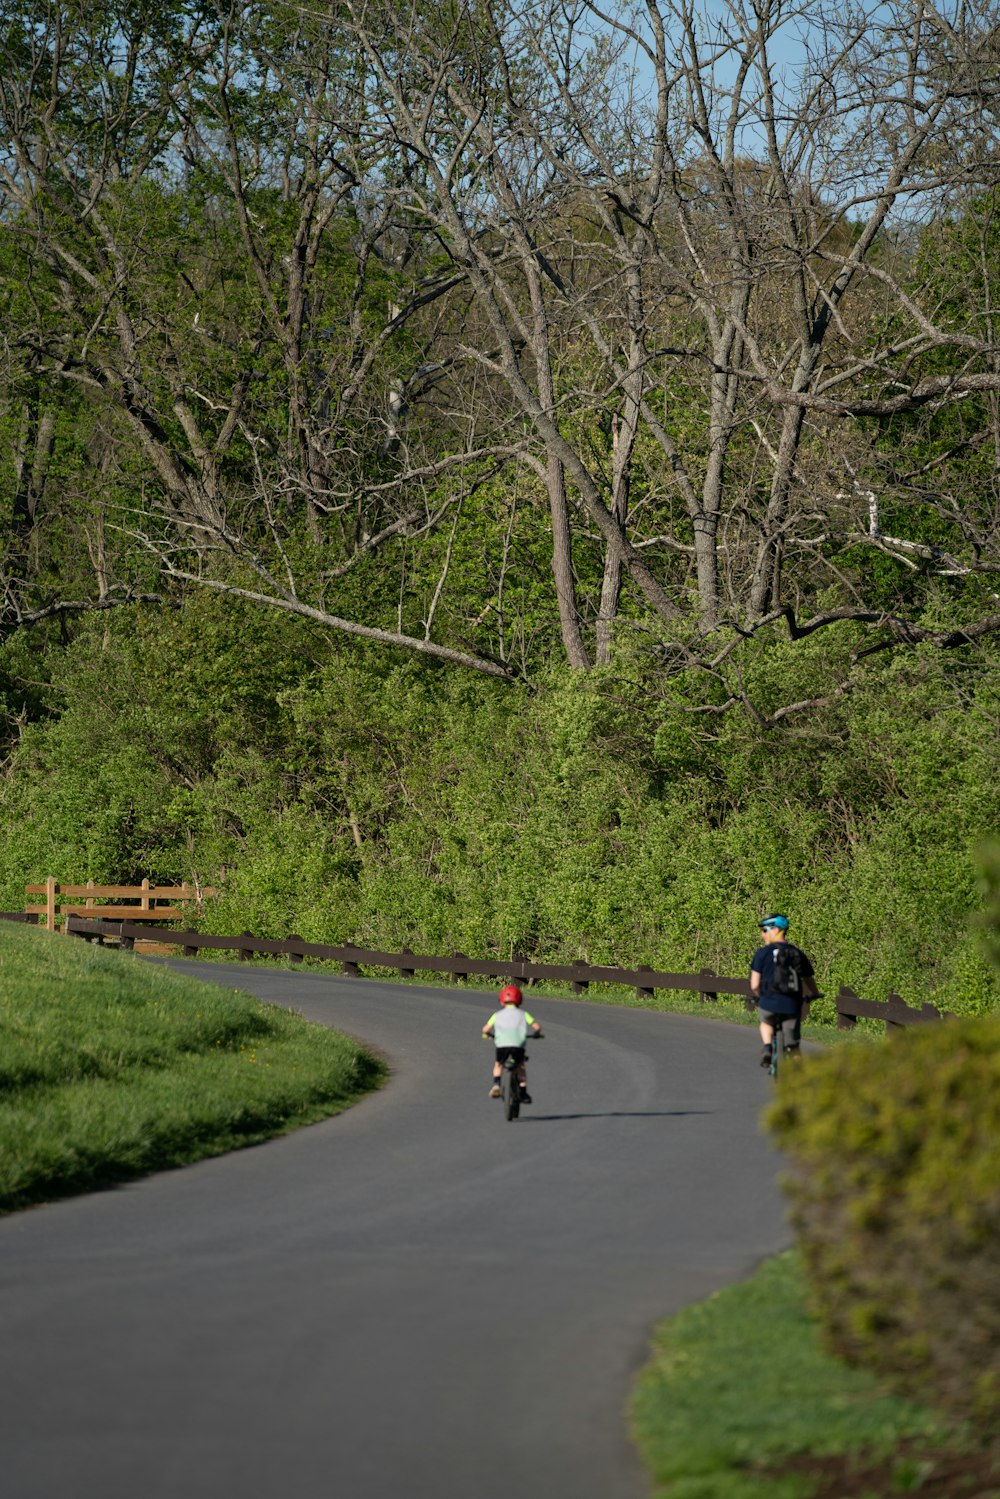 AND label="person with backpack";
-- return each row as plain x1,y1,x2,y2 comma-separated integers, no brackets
749,914,818,1068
